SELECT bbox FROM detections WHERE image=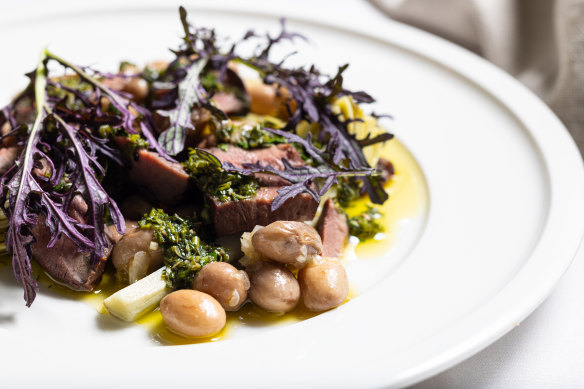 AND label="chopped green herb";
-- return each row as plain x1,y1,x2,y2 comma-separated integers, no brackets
138,209,228,289
183,148,258,202
336,176,363,208
216,122,286,149
347,206,384,241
